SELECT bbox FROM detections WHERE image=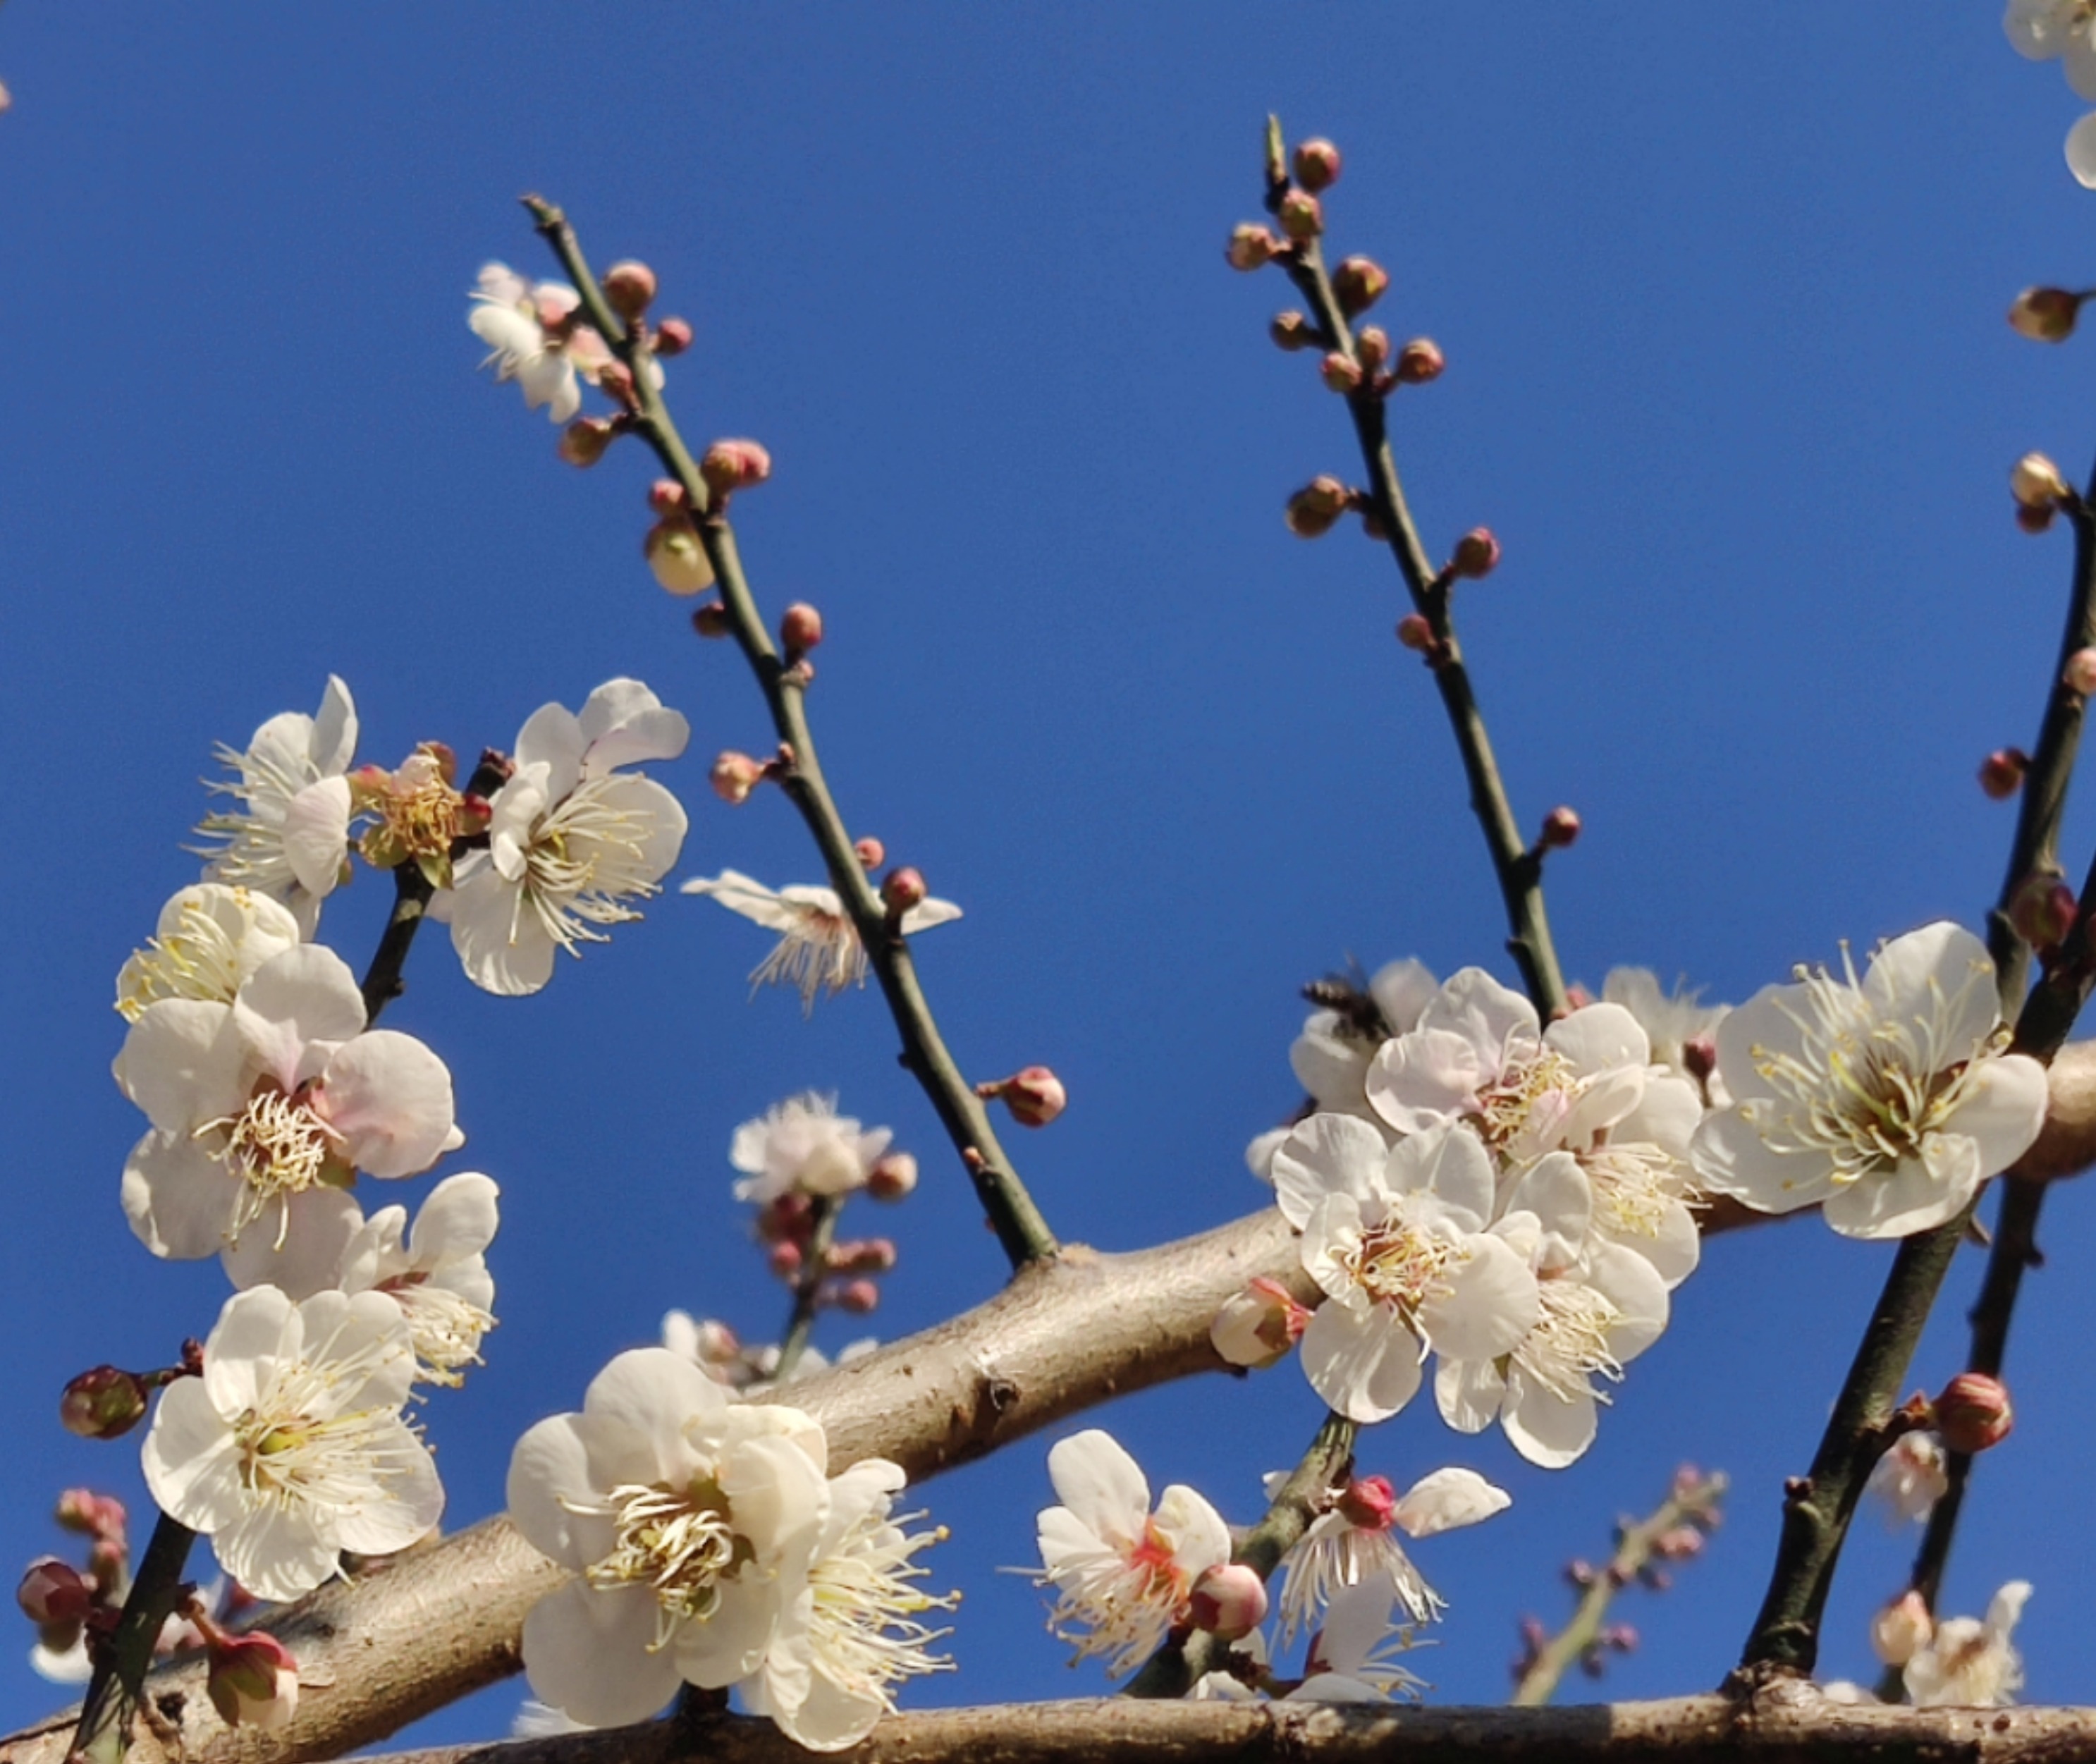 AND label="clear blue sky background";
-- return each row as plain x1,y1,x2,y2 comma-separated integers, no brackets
4,3,2095,1741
